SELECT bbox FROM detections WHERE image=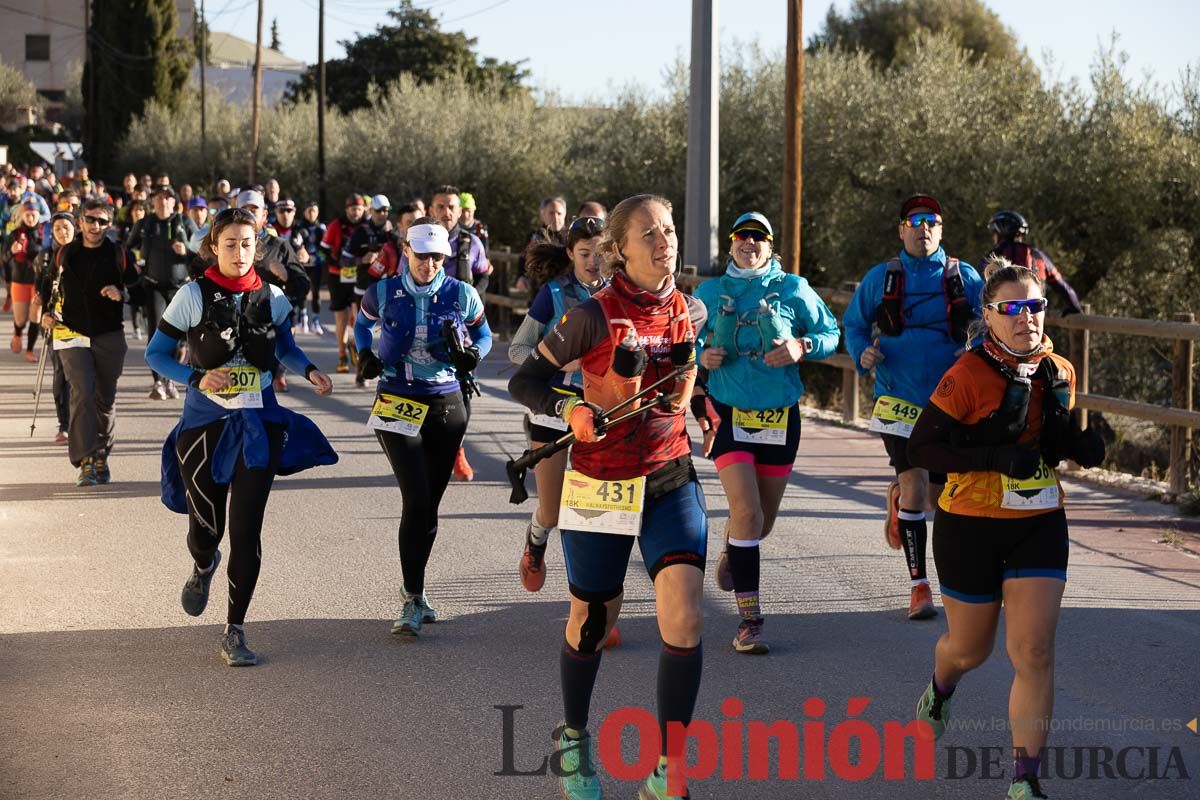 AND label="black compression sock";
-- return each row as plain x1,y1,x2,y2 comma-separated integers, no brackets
657,641,703,756
898,509,928,582
561,642,603,731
